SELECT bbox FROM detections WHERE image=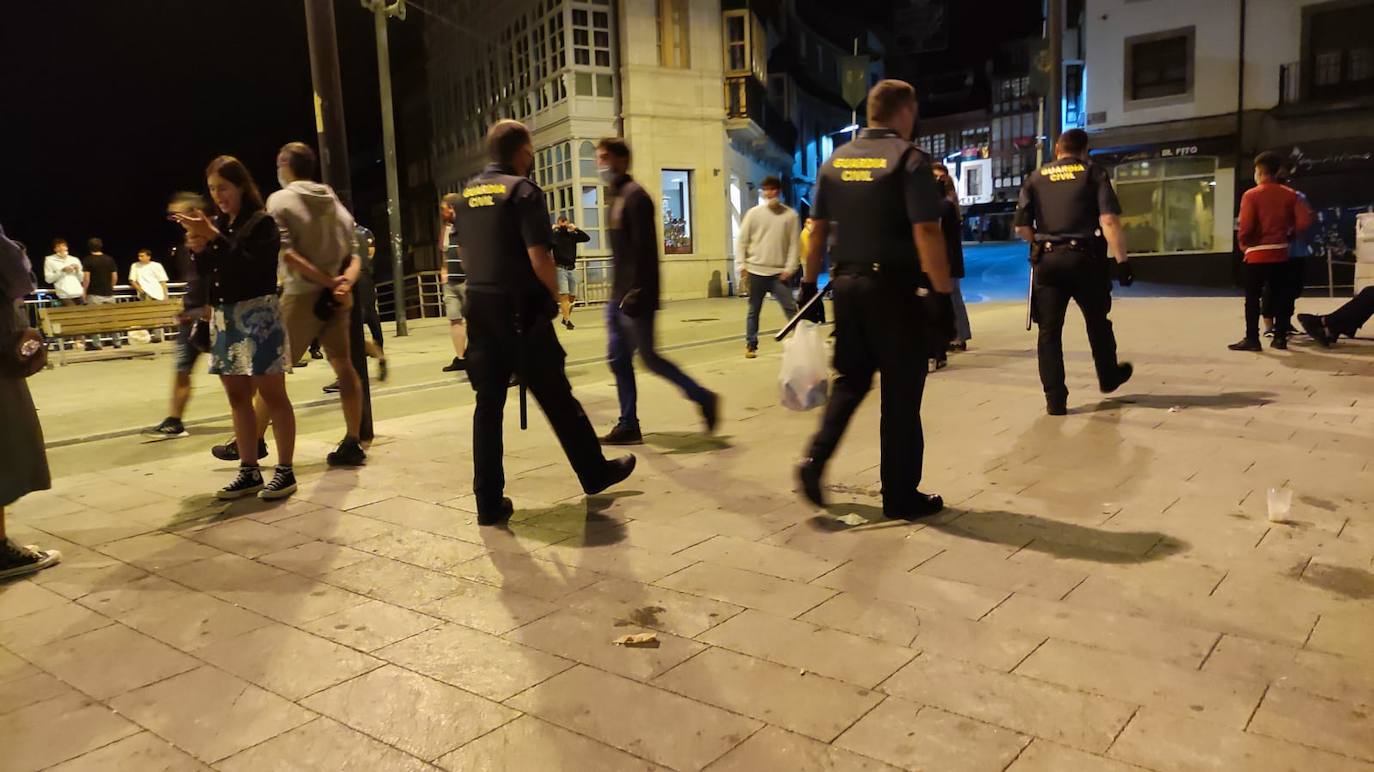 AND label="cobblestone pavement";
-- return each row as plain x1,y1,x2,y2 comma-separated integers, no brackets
3,296,1372,771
